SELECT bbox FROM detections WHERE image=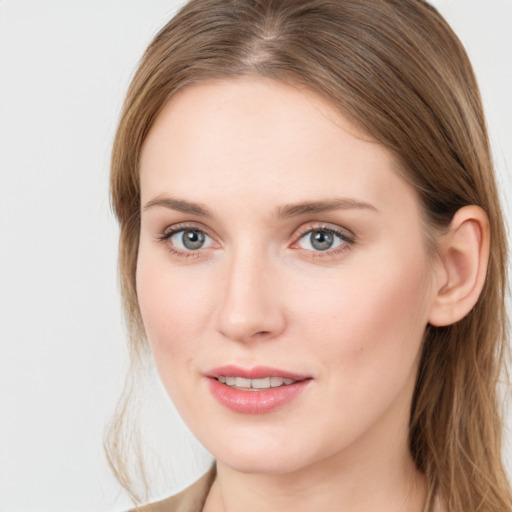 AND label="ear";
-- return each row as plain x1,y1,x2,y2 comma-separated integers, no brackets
428,205,490,327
